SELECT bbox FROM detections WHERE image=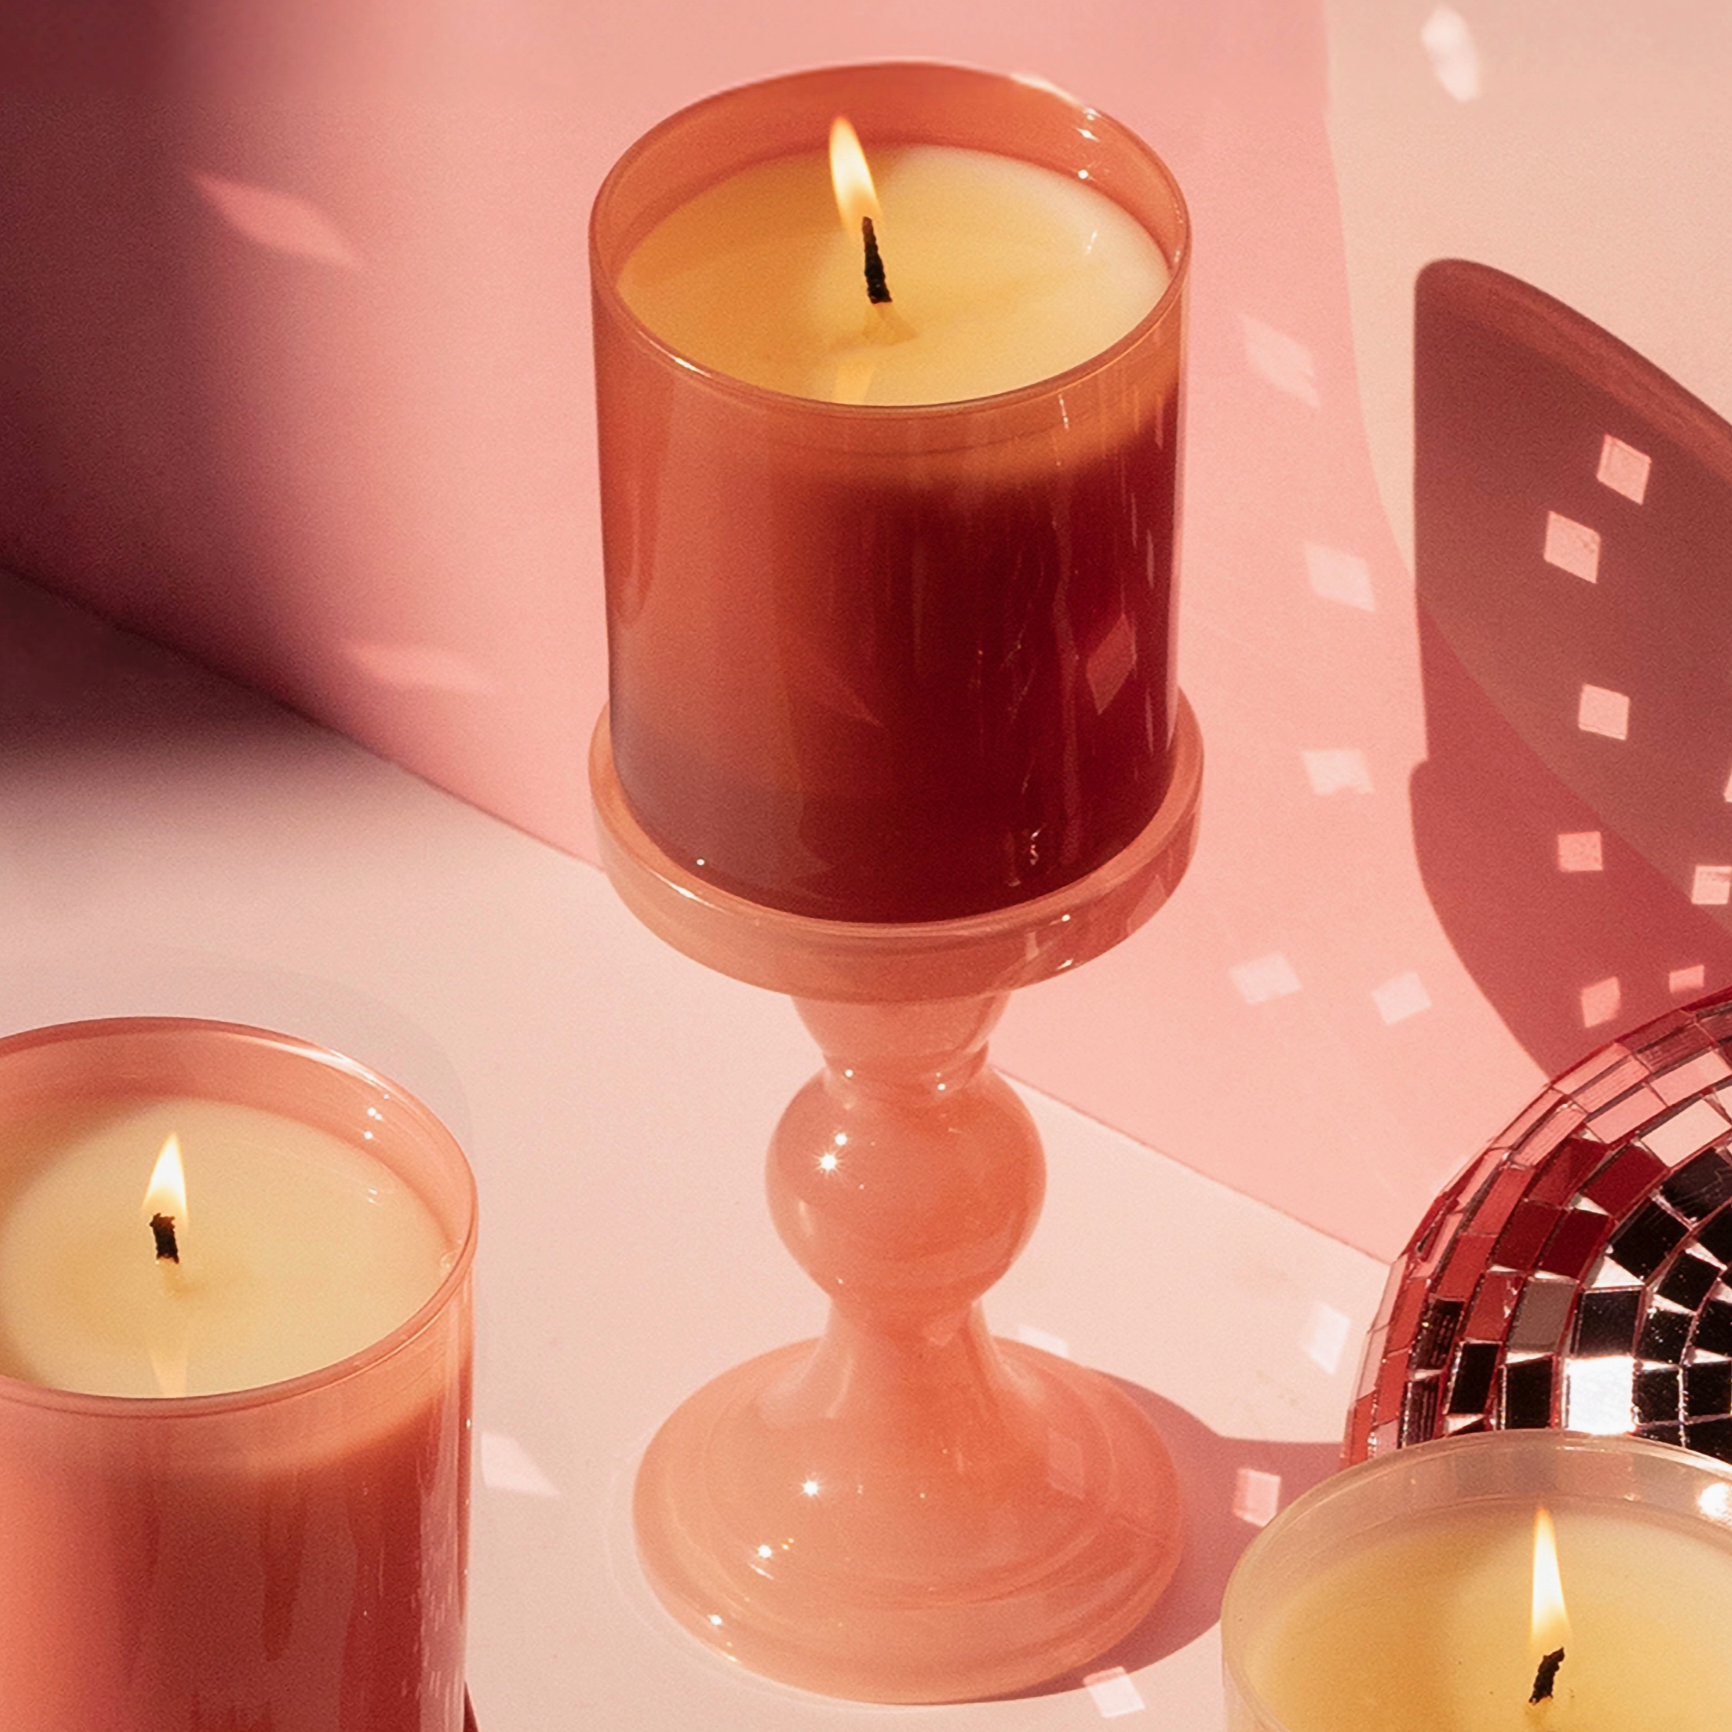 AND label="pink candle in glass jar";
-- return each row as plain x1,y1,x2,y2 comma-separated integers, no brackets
0,1019,475,1732
590,63,1190,922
